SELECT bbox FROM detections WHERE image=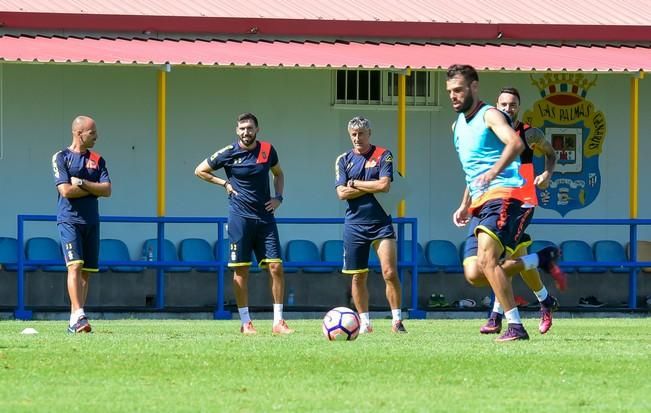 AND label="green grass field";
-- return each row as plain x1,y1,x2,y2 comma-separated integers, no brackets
1,318,650,412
